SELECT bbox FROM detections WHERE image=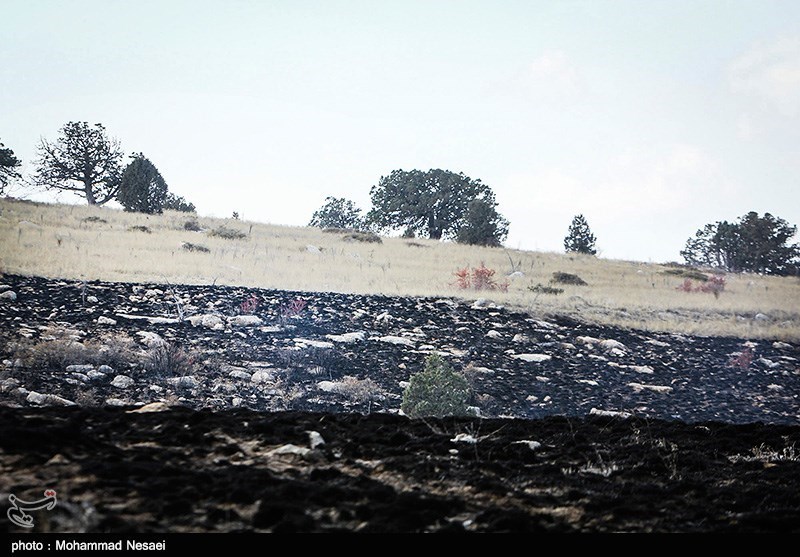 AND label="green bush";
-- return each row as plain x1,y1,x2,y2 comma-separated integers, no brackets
401,354,472,418
208,226,247,240
550,272,587,286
